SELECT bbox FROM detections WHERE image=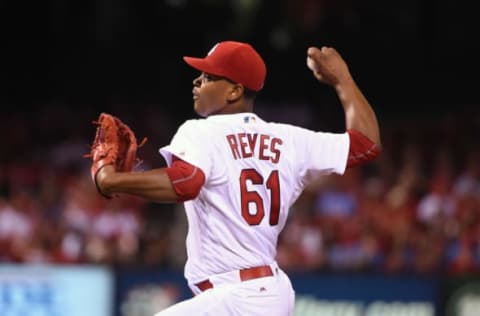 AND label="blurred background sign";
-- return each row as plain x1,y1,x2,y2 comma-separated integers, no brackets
291,273,438,316
0,264,114,316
